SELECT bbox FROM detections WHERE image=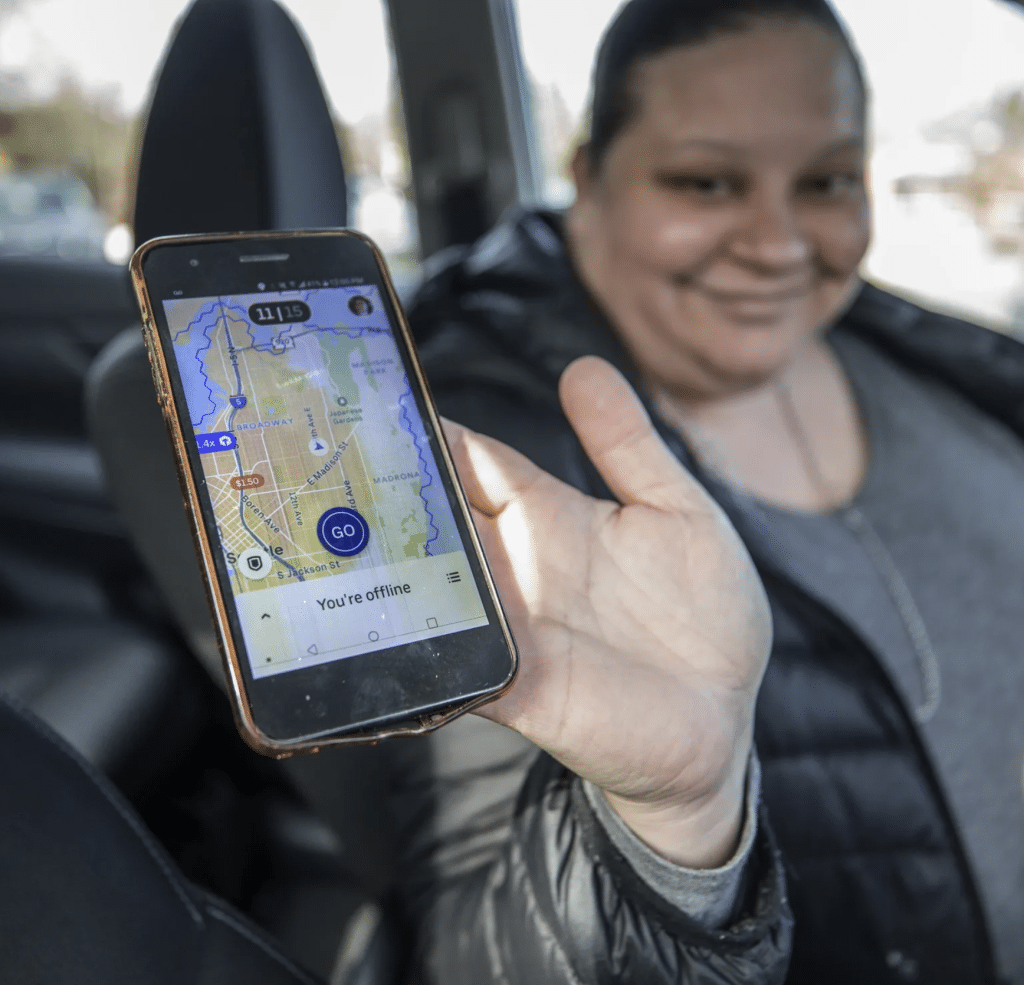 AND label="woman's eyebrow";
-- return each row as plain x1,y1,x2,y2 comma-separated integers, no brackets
660,139,746,155
658,135,865,157
814,136,866,155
